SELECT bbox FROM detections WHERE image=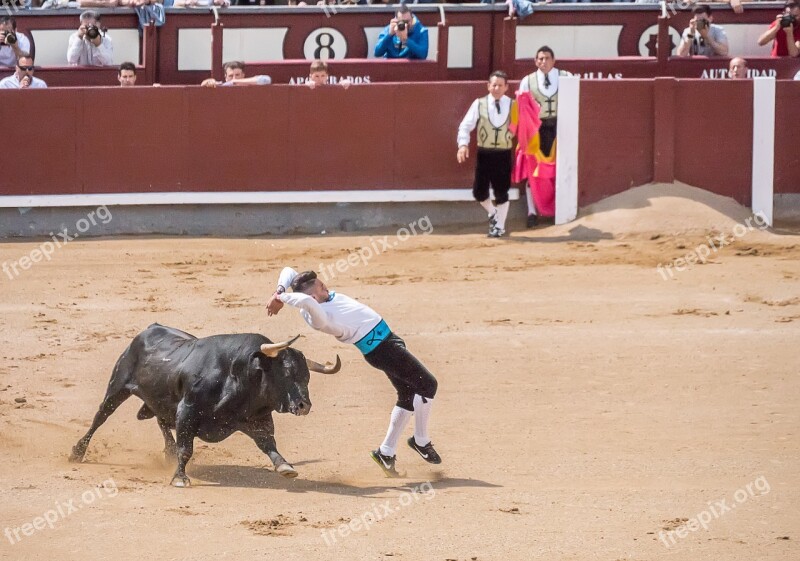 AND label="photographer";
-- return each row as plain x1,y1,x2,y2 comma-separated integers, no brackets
757,1,800,58
0,17,31,69
67,11,114,66
374,4,429,60
677,5,729,57
0,53,47,89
